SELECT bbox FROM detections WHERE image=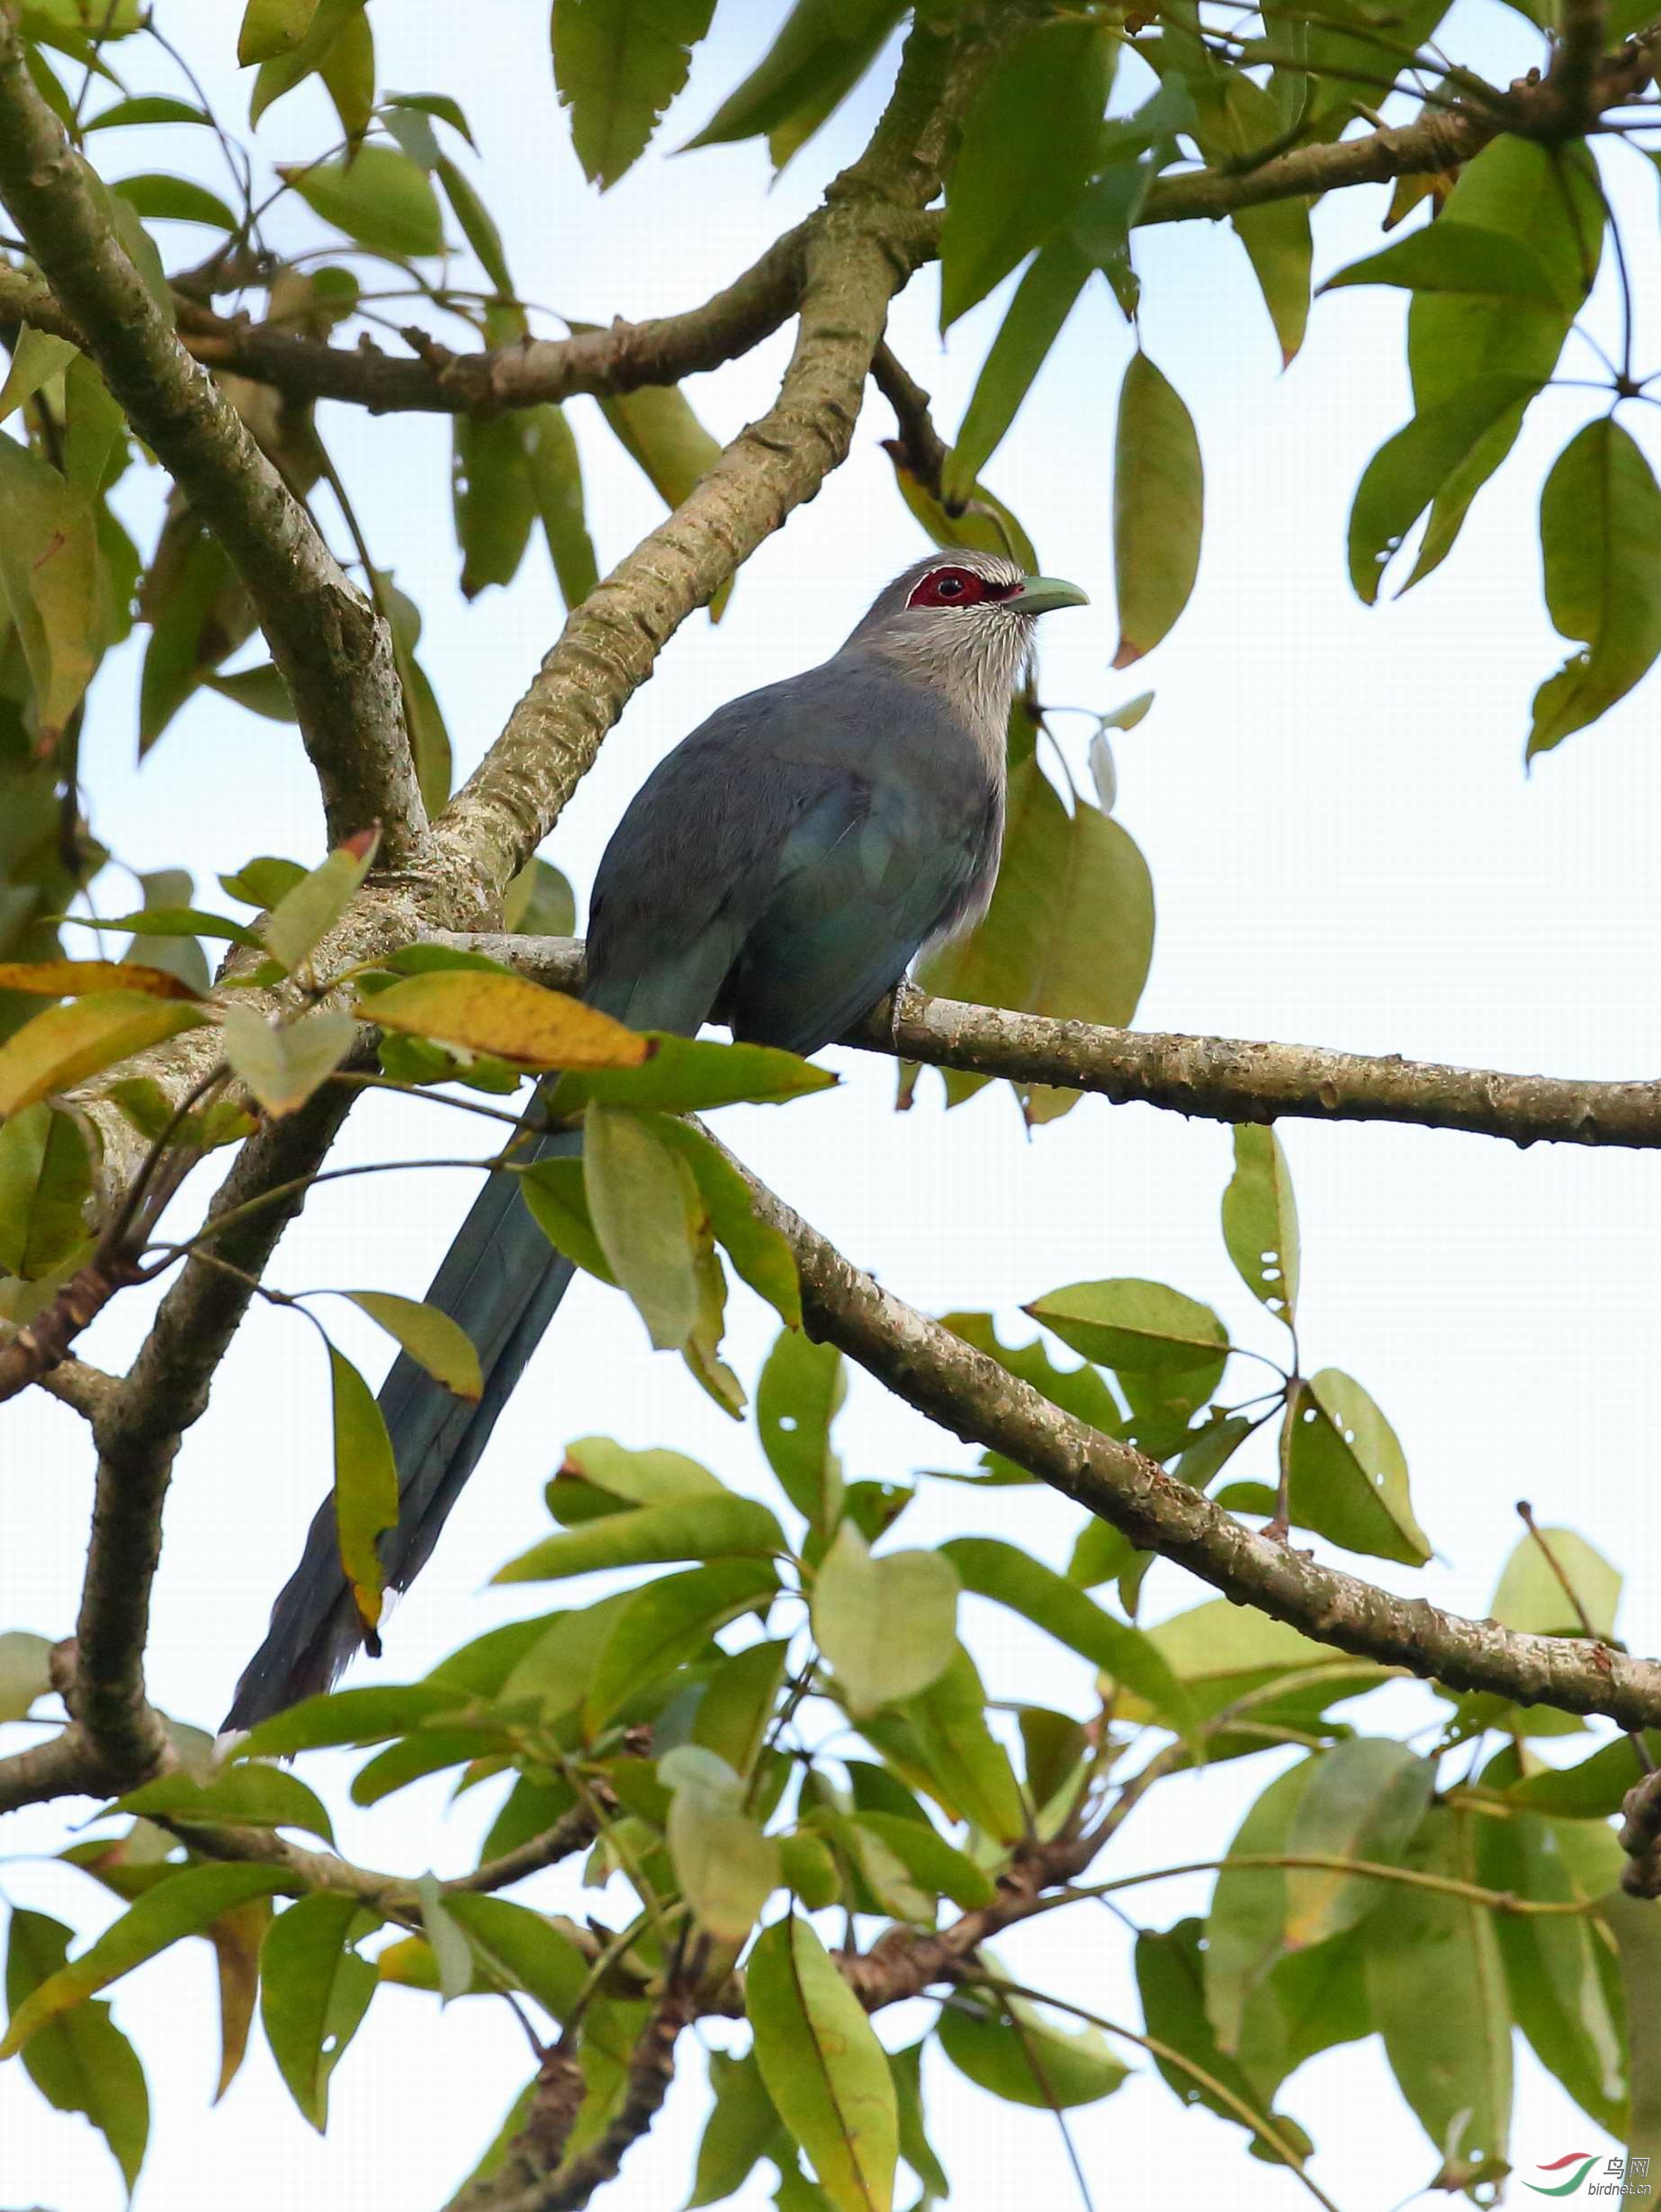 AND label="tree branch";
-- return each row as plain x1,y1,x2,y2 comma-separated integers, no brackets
729,1156,1661,1731
0,26,423,859
435,6,1034,904
439,935,1661,1151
